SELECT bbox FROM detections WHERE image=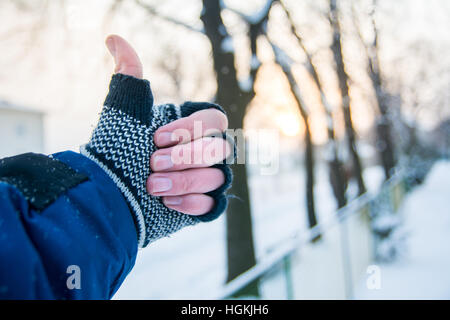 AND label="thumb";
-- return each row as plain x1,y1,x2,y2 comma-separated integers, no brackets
105,34,143,79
